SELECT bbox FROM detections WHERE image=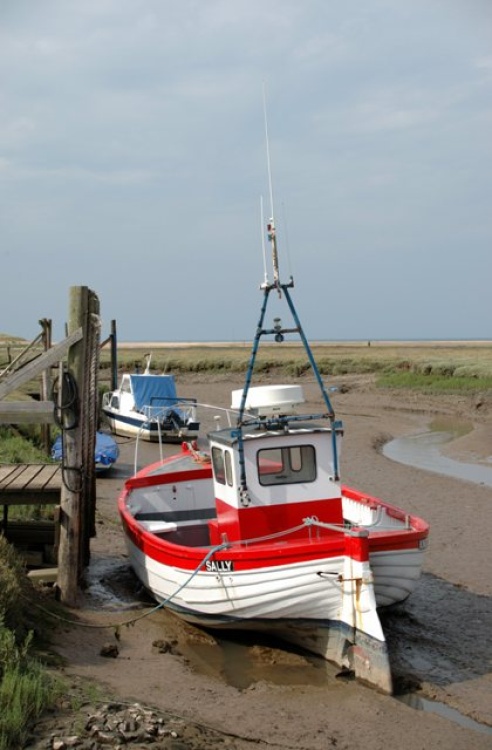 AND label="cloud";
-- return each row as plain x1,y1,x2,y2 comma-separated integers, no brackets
0,0,491,341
